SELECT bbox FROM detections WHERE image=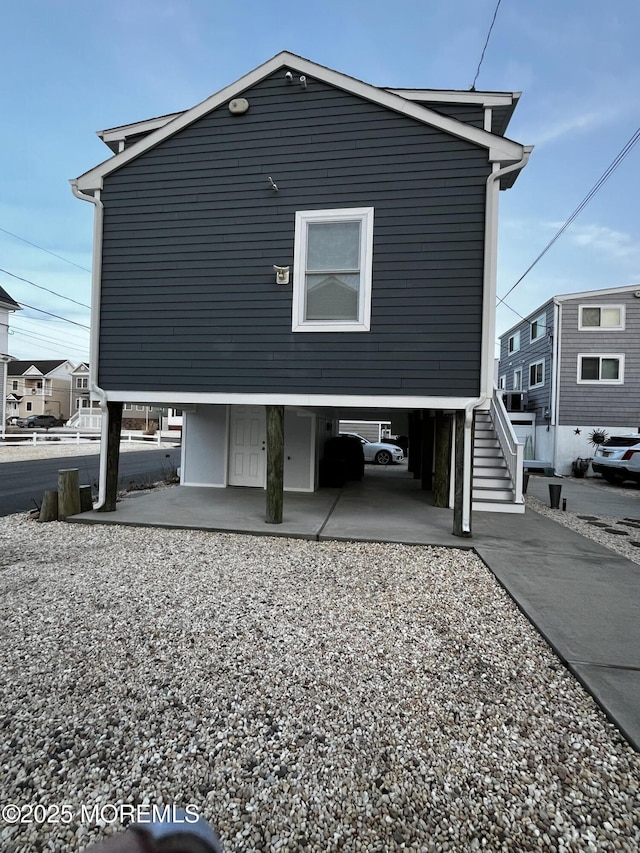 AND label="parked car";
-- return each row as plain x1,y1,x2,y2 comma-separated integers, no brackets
592,434,640,484
339,433,405,465
17,414,64,429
